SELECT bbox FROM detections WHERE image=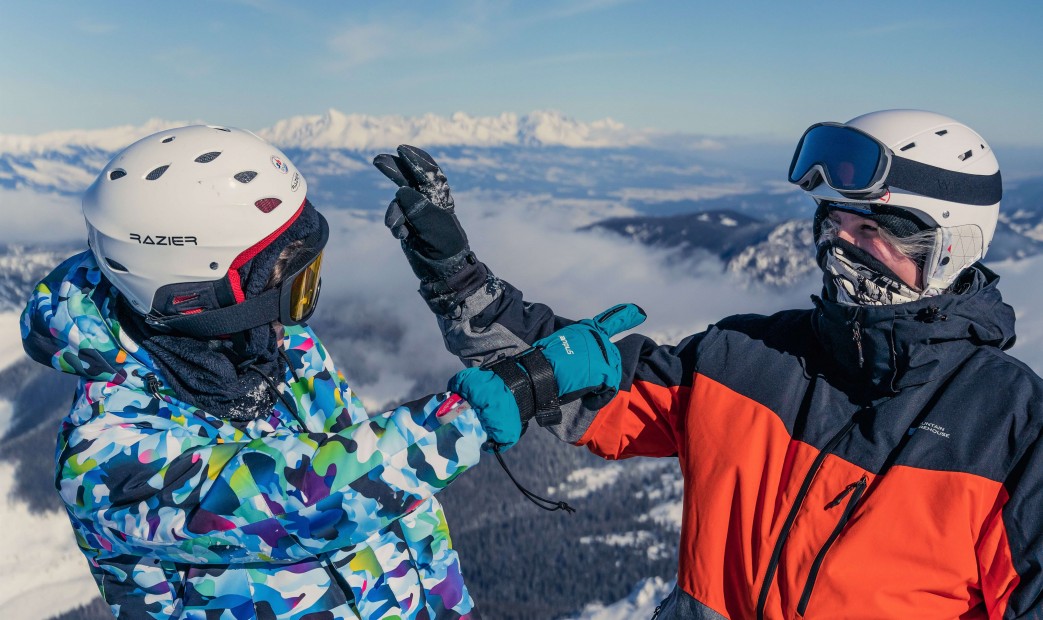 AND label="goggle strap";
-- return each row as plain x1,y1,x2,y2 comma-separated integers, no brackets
887,157,1002,206
147,287,281,337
